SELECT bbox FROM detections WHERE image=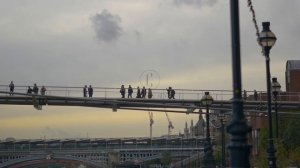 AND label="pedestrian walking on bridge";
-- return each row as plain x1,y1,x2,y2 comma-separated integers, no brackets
33,84,39,95
27,86,33,94
254,90,258,101
136,87,141,98
148,88,153,99
166,87,172,99
141,86,147,98
120,85,125,98
41,86,47,95
128,85,133,98
88,85,93,97
9,81,14,96
170,87,176,99
83,85,87,97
